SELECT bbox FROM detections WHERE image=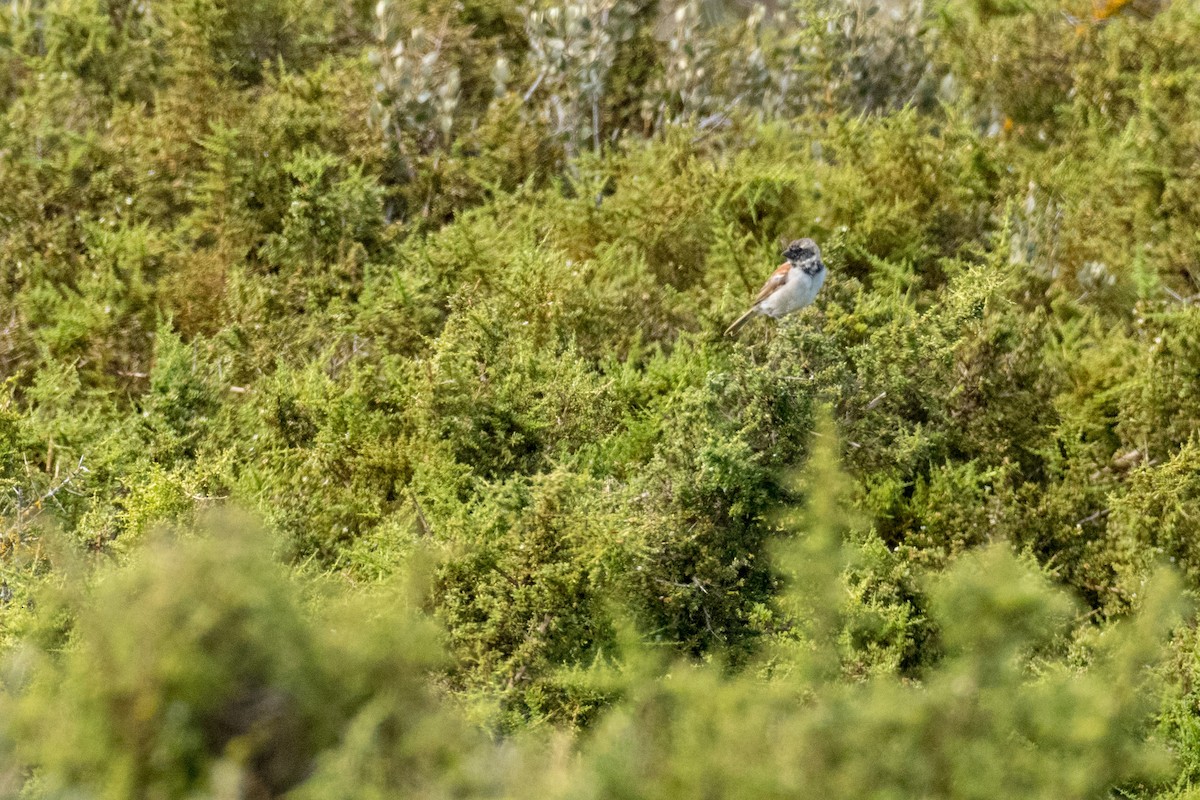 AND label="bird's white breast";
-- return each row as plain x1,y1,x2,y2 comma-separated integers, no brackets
758,266,825,319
